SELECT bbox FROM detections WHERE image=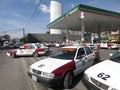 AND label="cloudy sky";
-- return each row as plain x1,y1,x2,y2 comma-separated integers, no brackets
0,0,120,38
